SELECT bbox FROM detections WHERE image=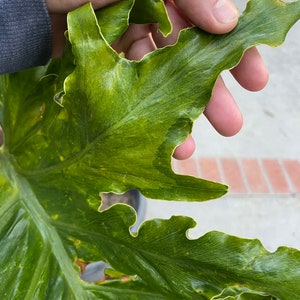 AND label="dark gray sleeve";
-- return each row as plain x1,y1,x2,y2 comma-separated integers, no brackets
0,0,52,74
